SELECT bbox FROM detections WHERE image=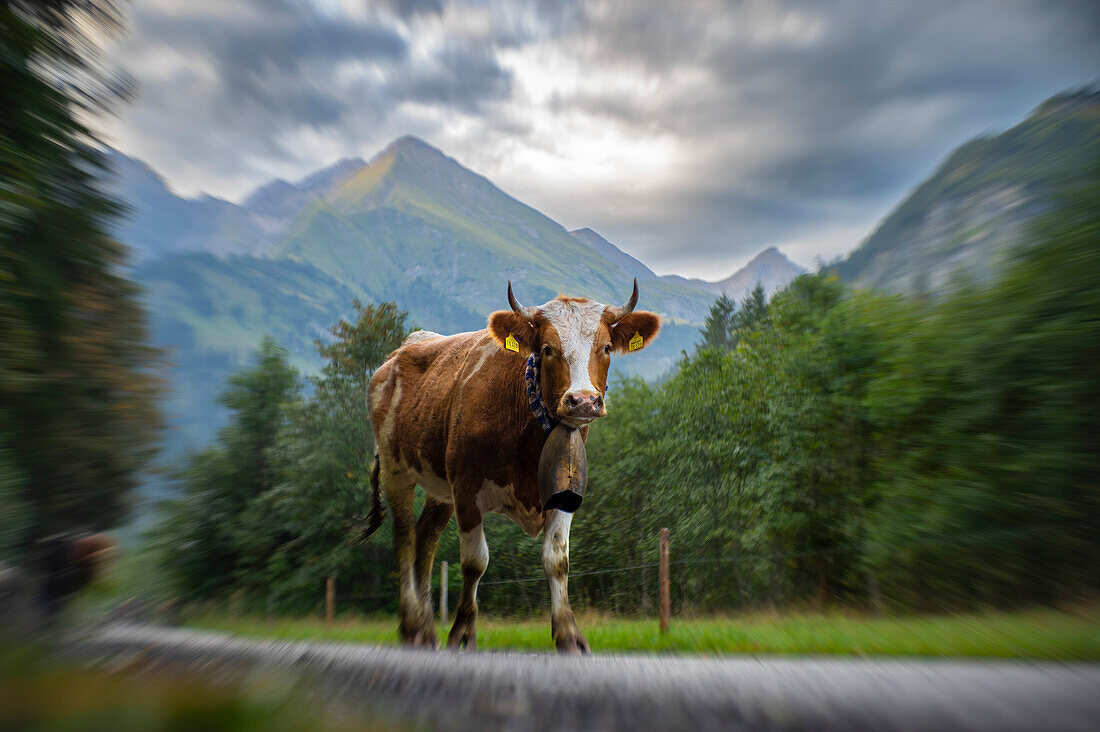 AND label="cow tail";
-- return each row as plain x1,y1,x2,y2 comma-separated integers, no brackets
353,451,386,544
